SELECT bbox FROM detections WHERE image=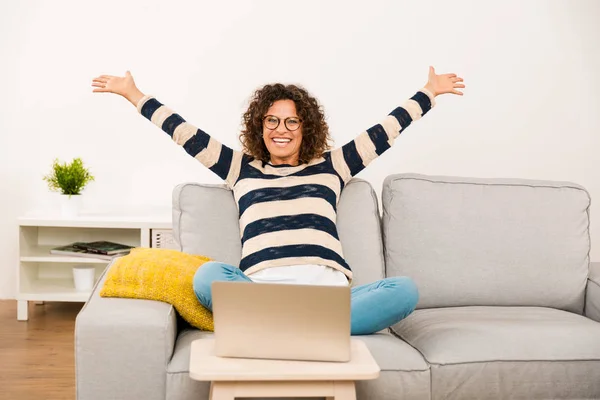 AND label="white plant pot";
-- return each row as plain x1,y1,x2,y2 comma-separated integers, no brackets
72,266,96,292
60,194,82,218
